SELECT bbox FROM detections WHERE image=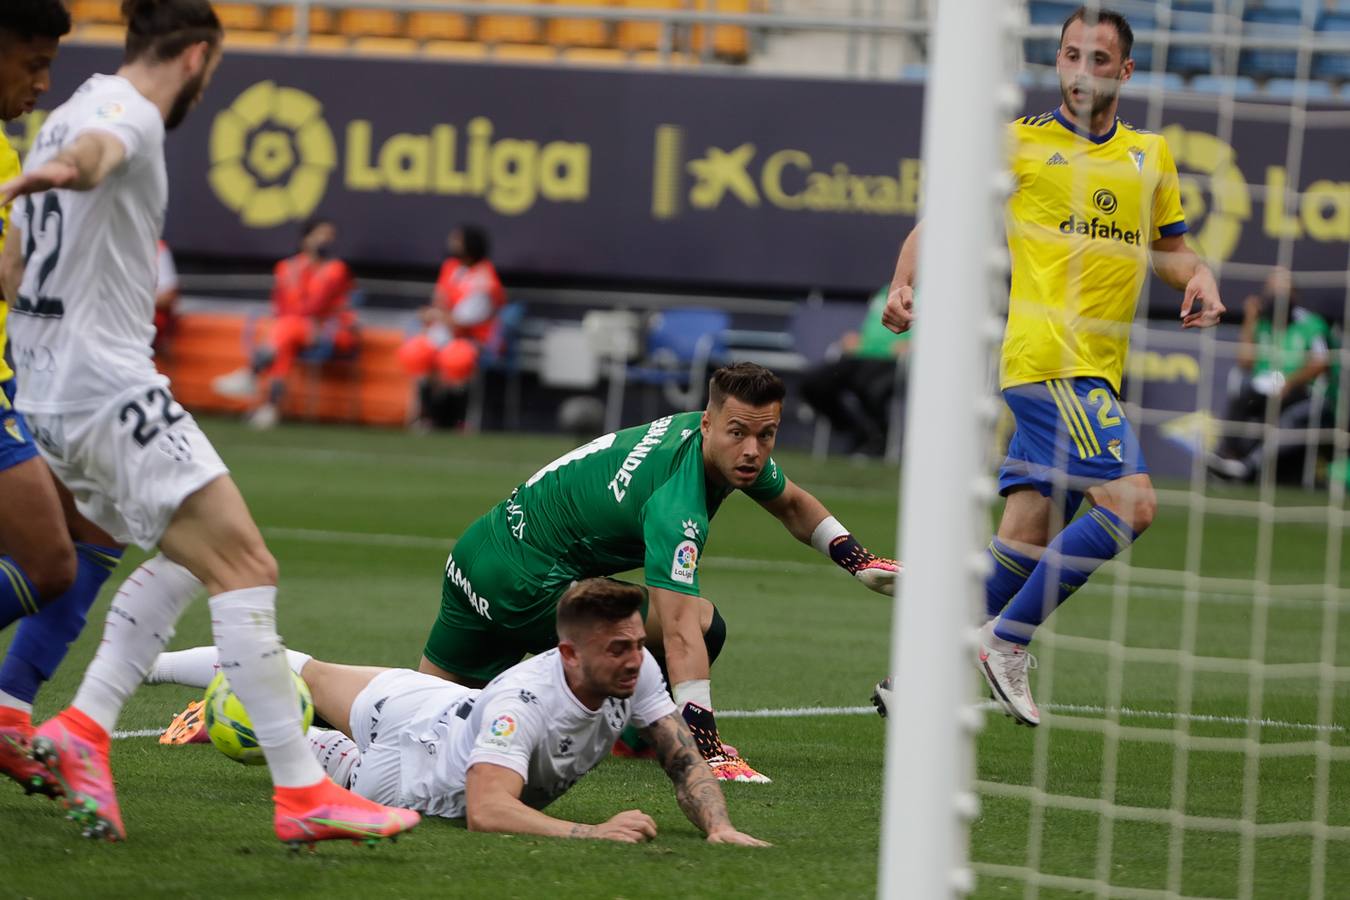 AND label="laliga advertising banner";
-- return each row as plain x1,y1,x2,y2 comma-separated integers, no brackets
6,47,1350,302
